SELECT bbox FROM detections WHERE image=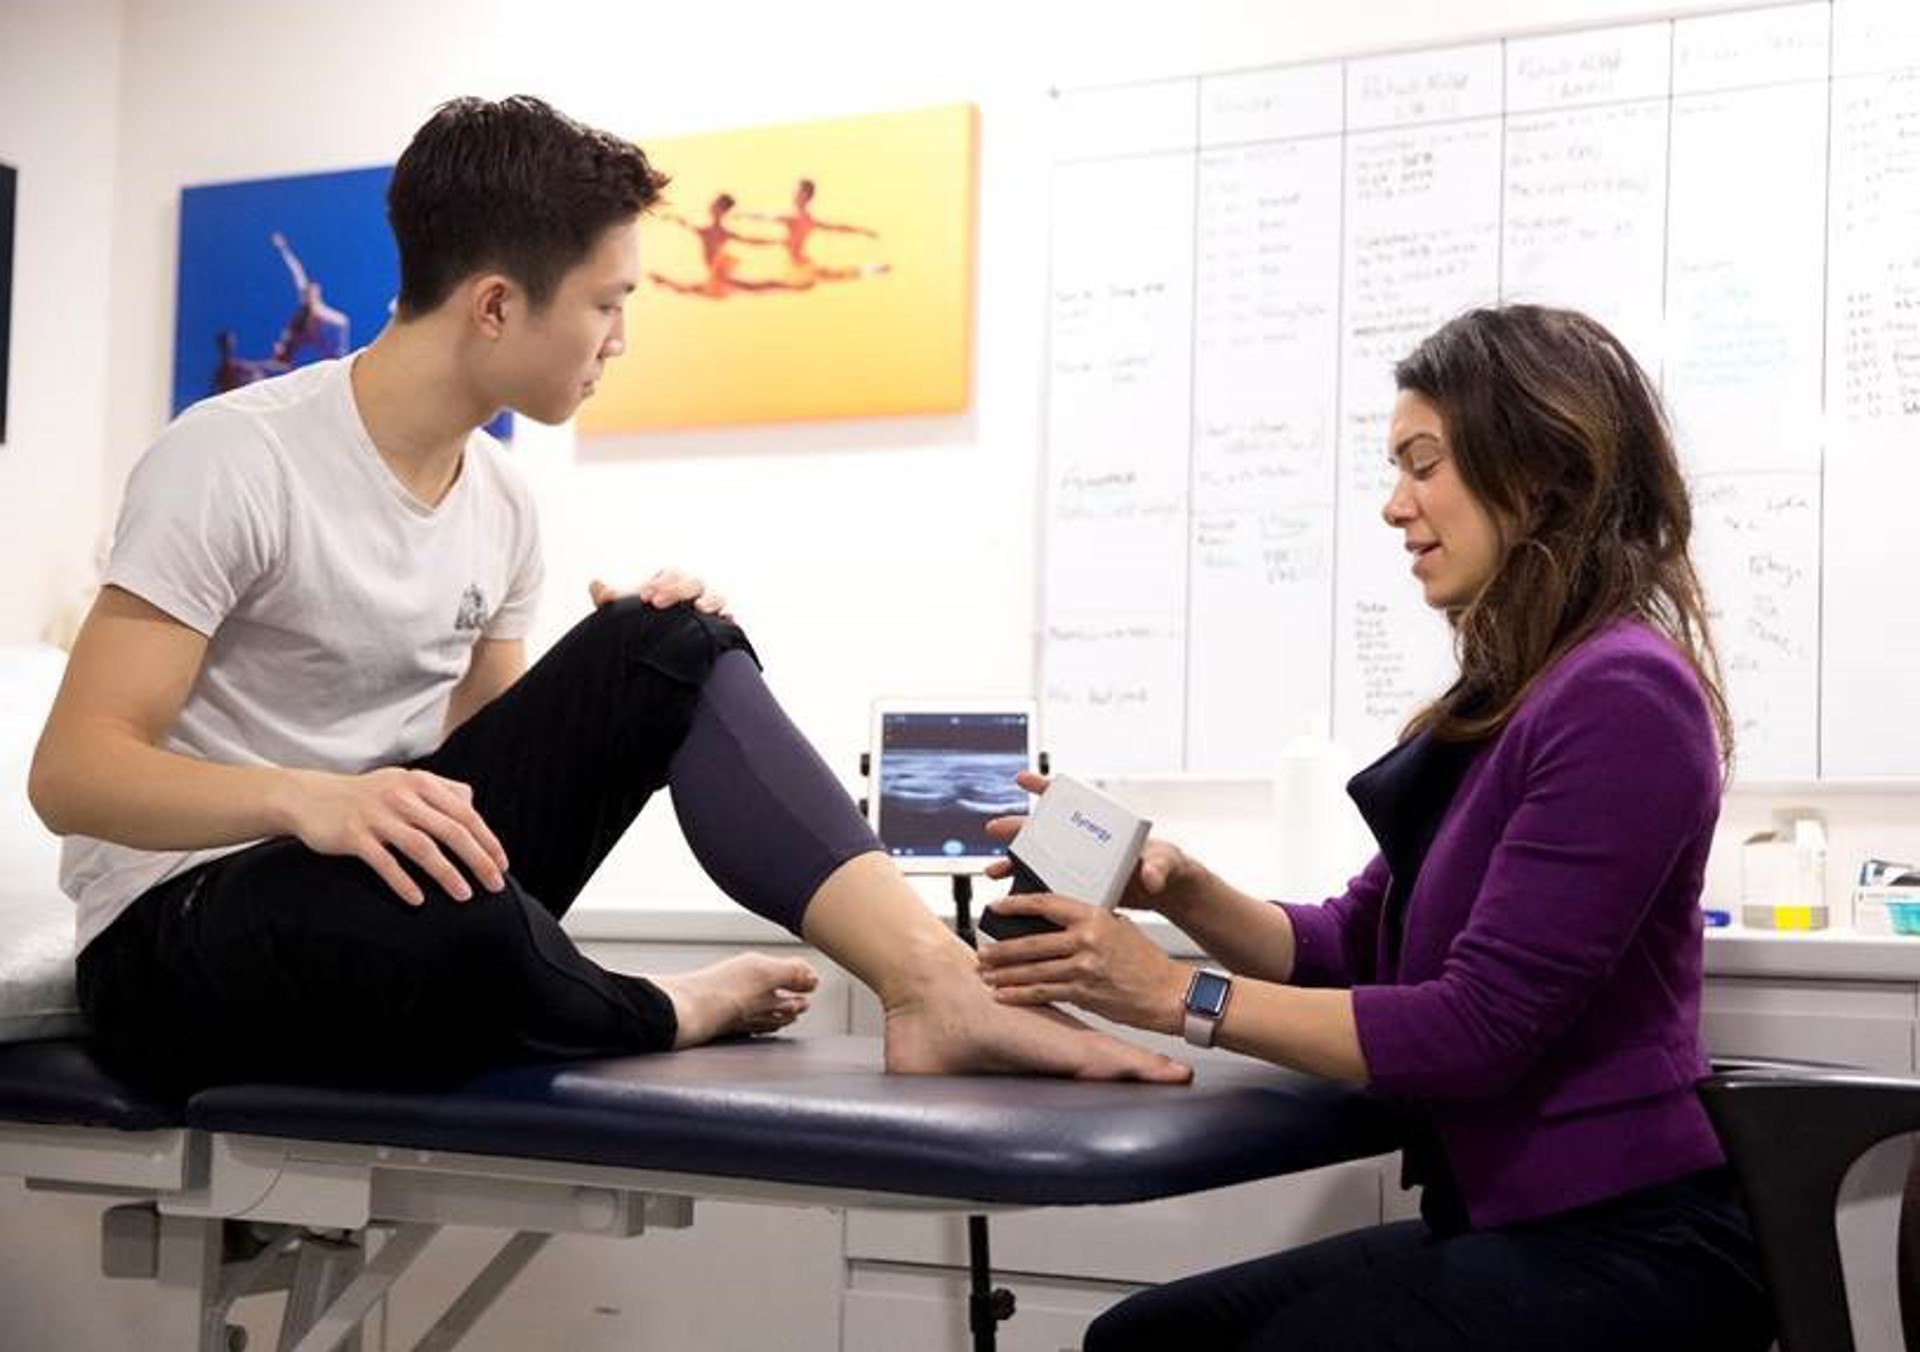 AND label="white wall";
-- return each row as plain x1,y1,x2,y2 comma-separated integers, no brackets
11,0,1907,915
0,0,121,643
